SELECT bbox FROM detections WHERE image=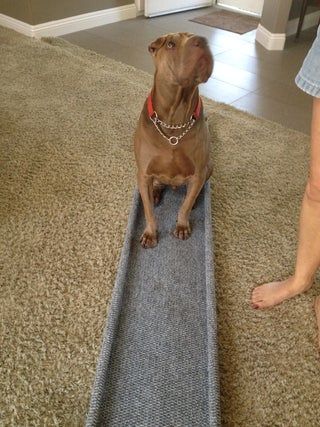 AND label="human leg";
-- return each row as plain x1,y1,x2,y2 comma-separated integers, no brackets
251,97,320,309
